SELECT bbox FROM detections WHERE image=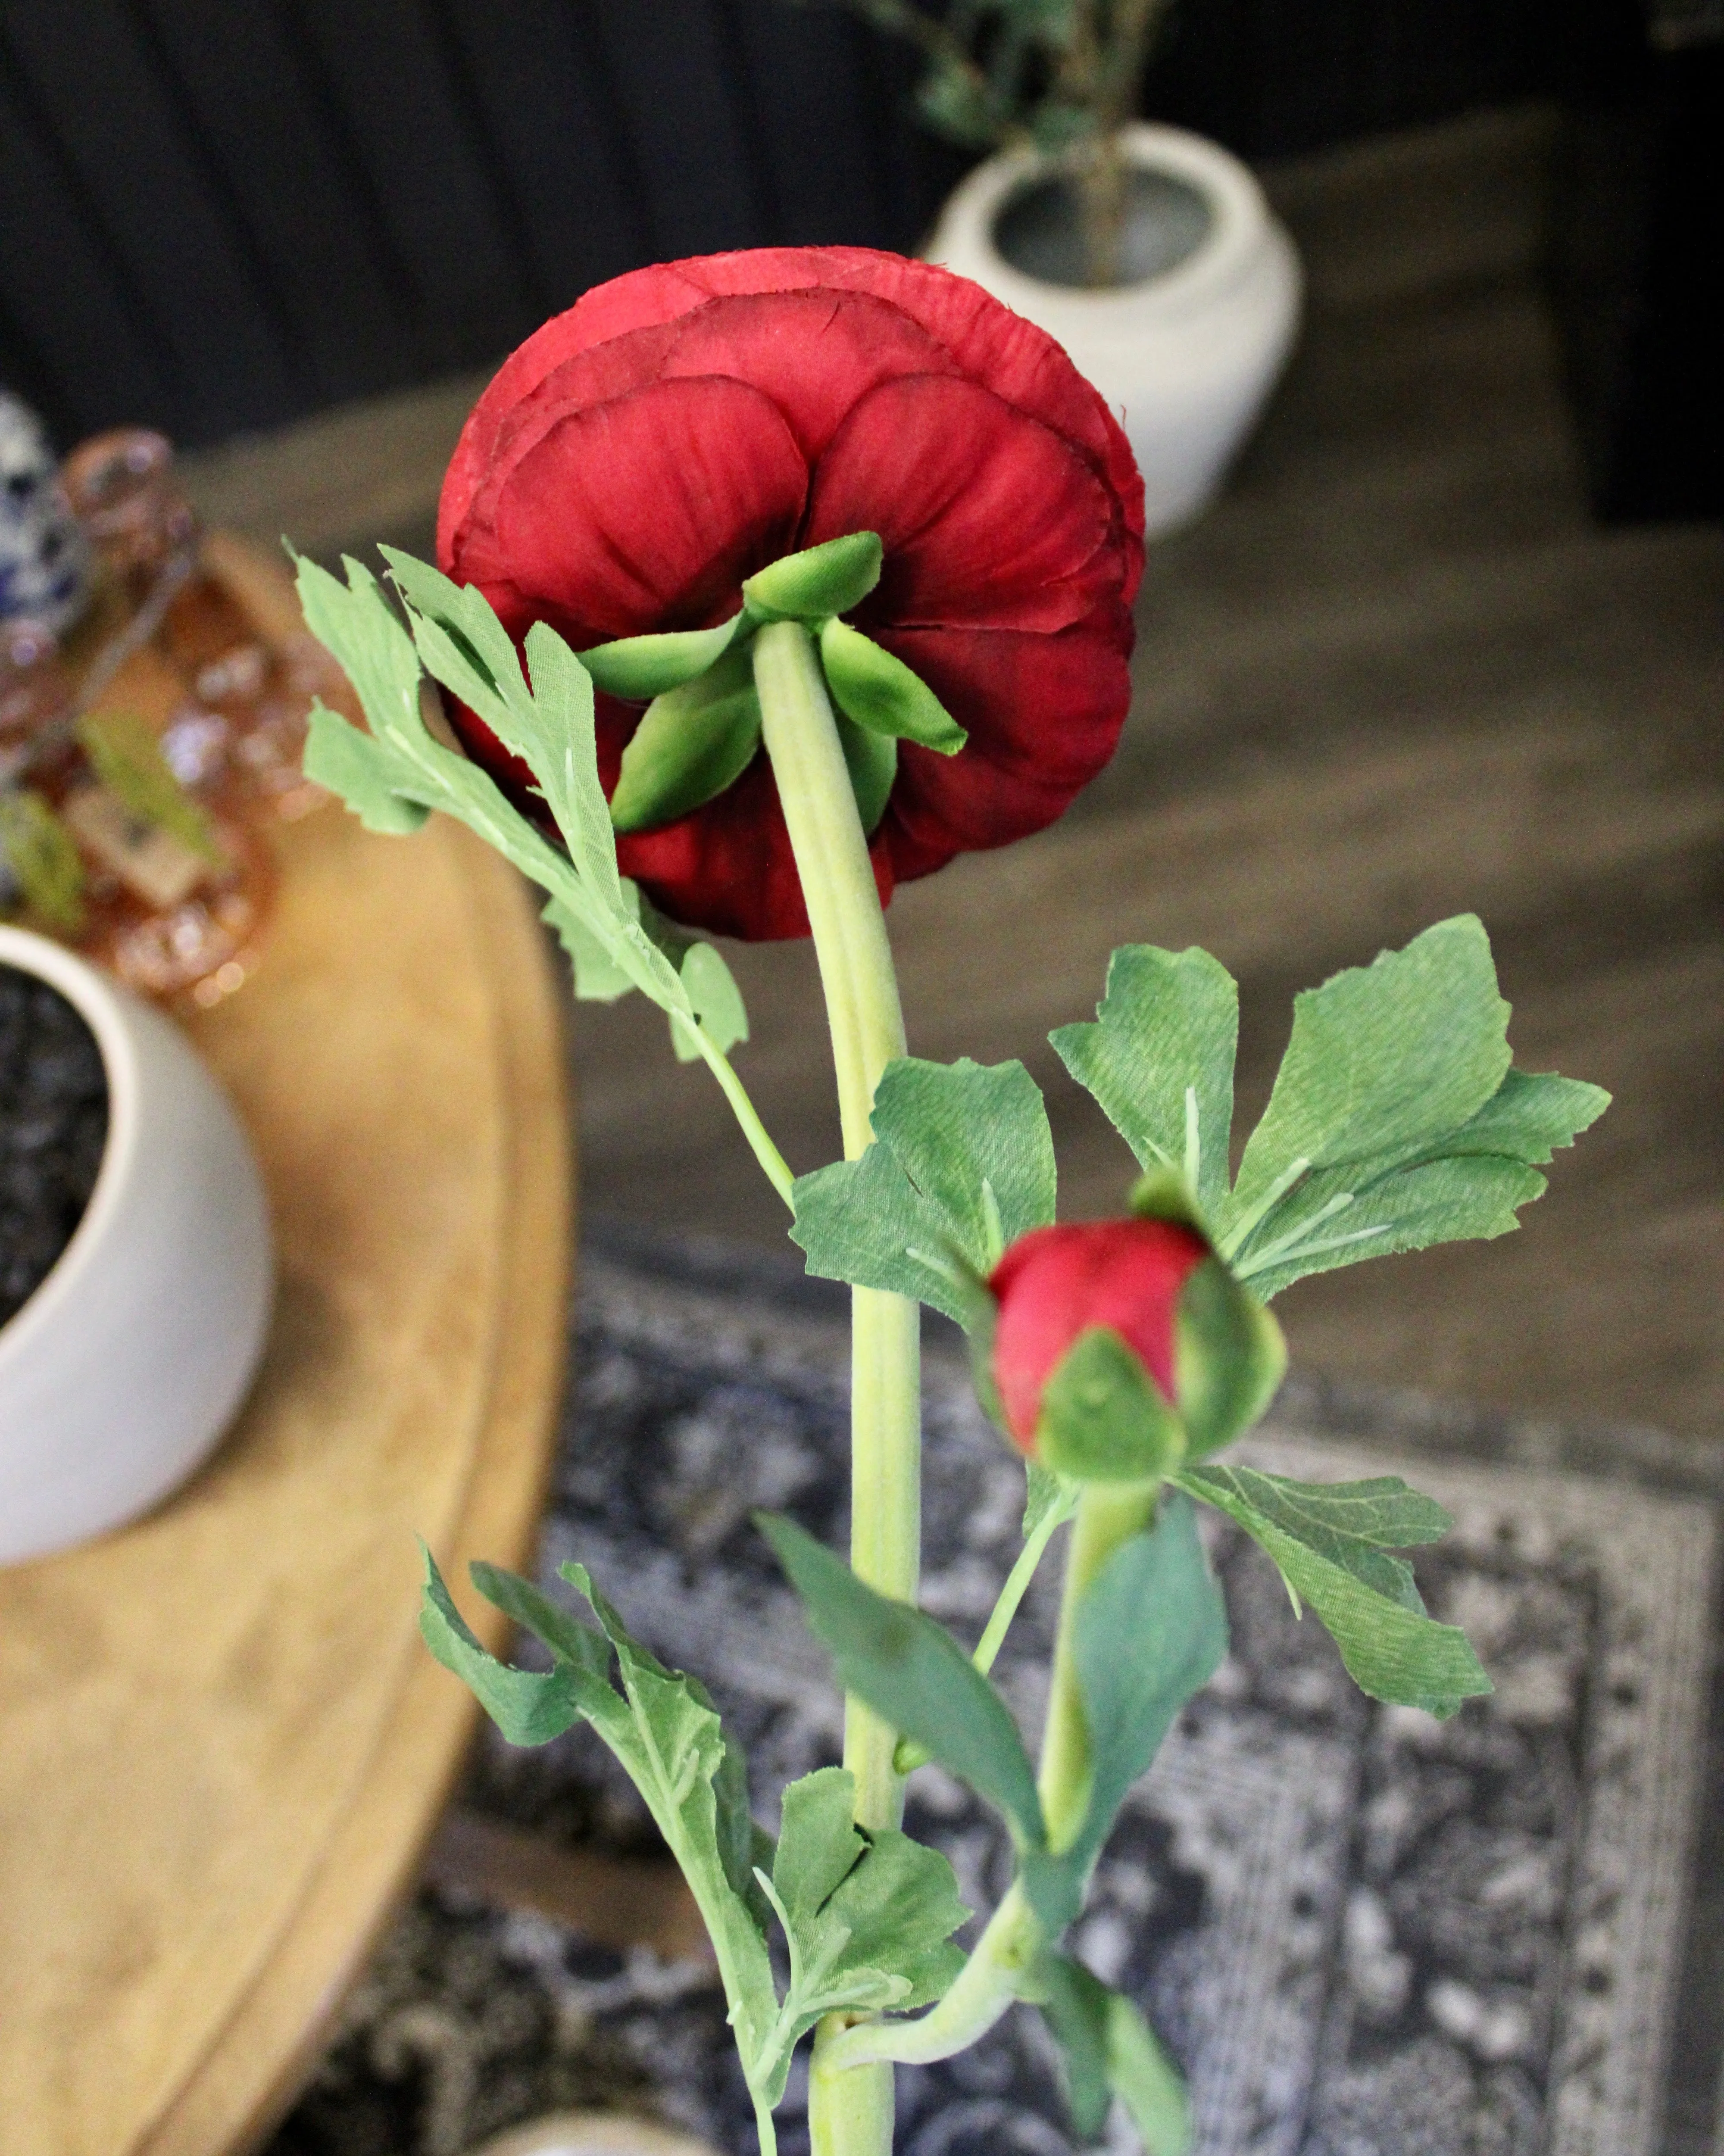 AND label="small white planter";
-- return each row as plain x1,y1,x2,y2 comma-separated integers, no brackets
0,926,272,1566
928,122,1302,535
